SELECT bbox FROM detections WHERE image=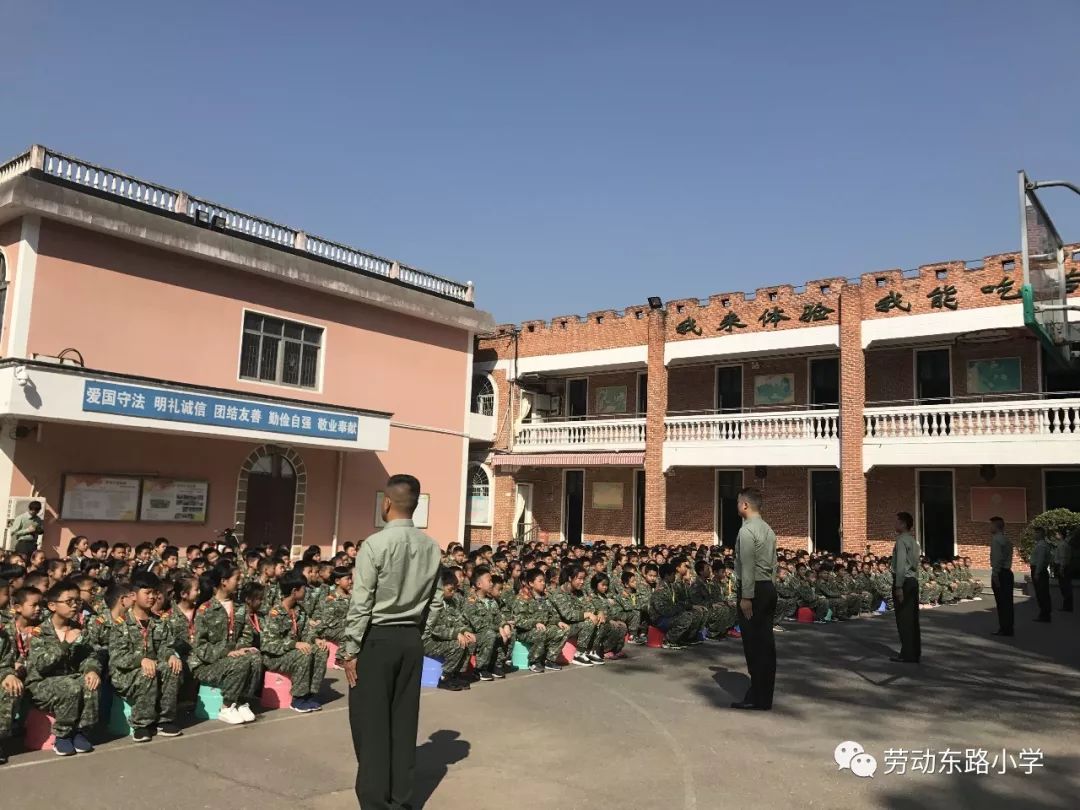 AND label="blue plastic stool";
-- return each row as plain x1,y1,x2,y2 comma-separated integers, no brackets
107,692,133,736
877,600,888,613
194,684,224,721
511,640,530,670
421,657,443,688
